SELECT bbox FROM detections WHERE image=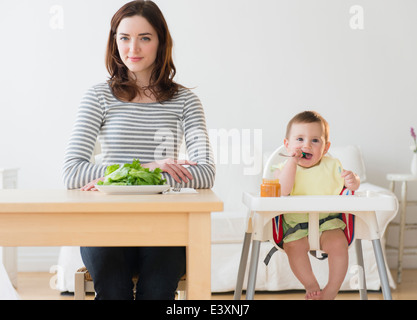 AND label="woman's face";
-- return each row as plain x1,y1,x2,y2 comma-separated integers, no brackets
116,15,159,83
